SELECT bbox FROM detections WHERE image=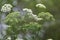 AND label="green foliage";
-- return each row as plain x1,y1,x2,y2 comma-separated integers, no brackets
0,0,56,40
5,12,21,25
4,11,42,40
4,11,55,40
38,12,55,21
22,22,42,32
